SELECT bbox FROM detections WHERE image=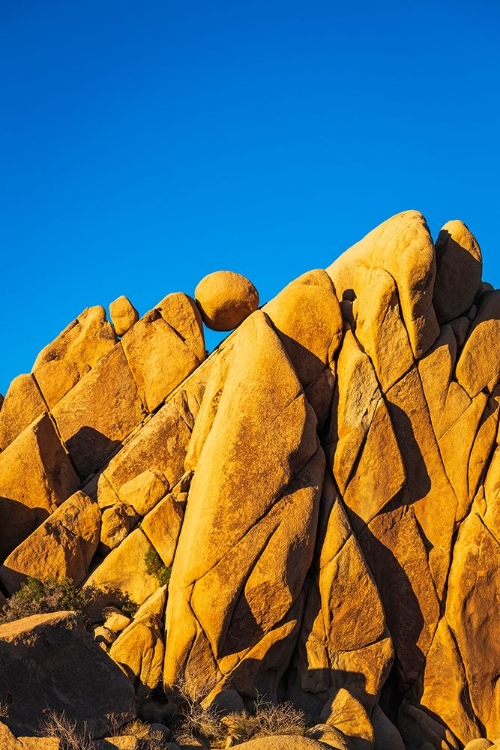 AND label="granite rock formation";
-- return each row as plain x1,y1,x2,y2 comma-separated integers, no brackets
0,210,498,749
